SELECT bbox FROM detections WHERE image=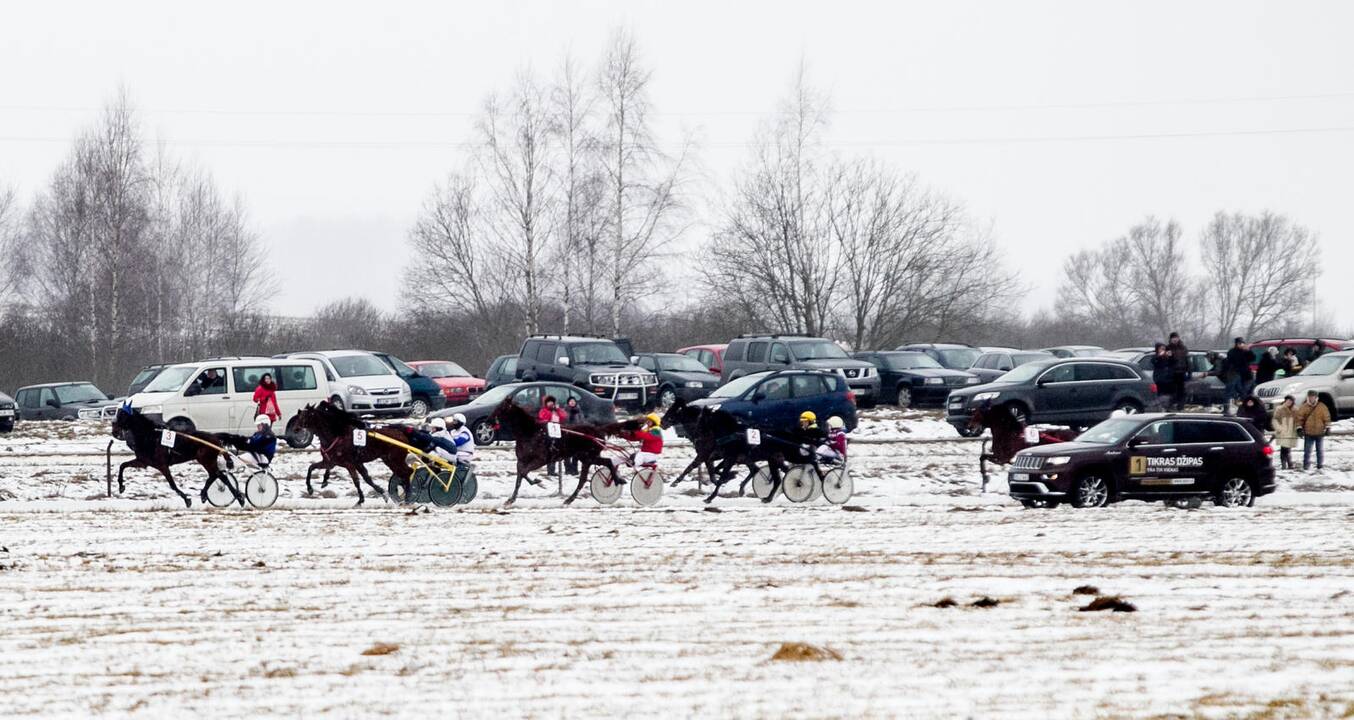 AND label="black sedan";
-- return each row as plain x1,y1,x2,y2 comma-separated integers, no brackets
851,351,981,407
634,352,721,407
431,381,617,445
0,391,15,432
